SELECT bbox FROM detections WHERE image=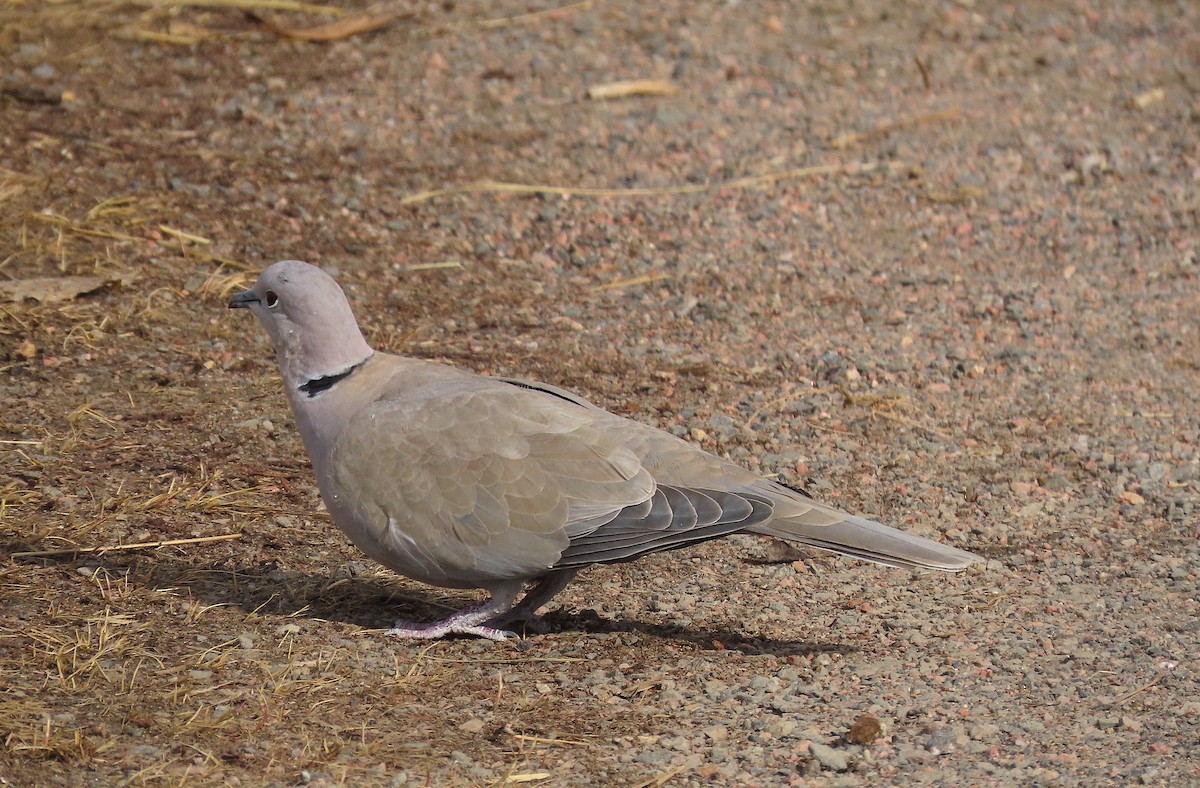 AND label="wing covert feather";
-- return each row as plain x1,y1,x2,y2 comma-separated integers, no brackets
327,382,655,587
